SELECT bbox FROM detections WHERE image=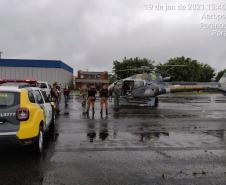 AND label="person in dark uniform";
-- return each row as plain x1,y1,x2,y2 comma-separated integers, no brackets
113,82,120,111
63,86,70,107
87,85,97,116
99,84,109,116
51,82,60,114
80,85,88,114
